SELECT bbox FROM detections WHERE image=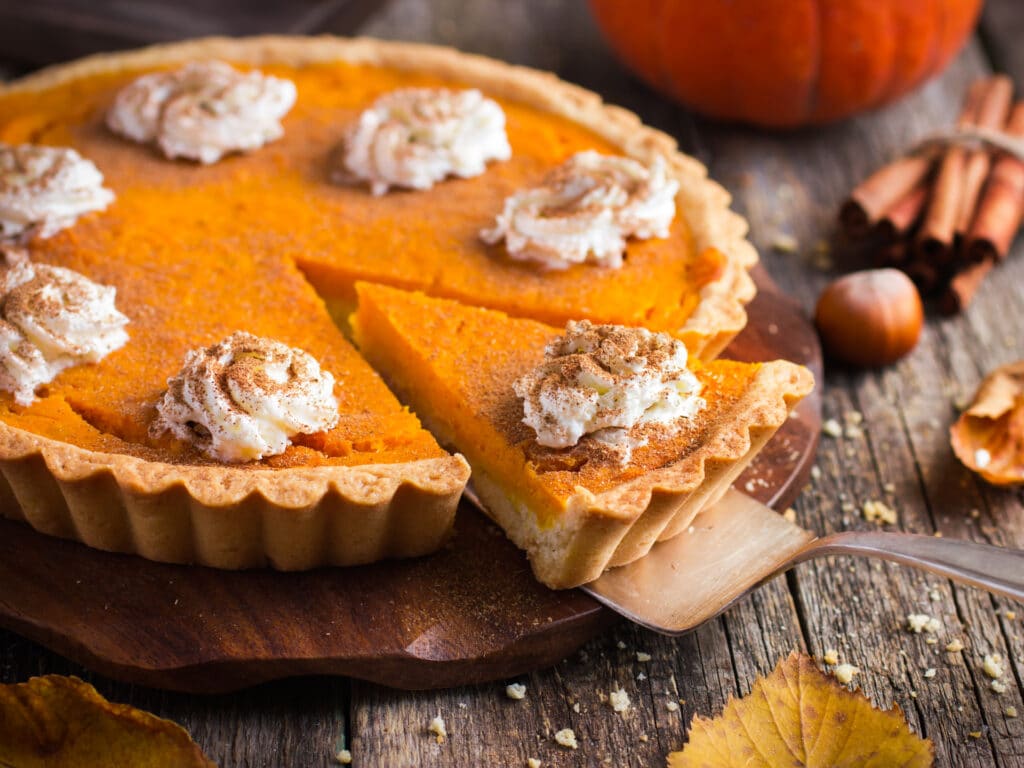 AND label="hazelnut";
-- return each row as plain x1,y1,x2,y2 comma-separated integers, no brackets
814,268,923,367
